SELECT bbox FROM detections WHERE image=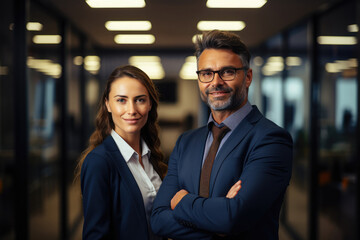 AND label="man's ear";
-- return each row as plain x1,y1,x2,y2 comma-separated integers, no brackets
245,68,253,88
